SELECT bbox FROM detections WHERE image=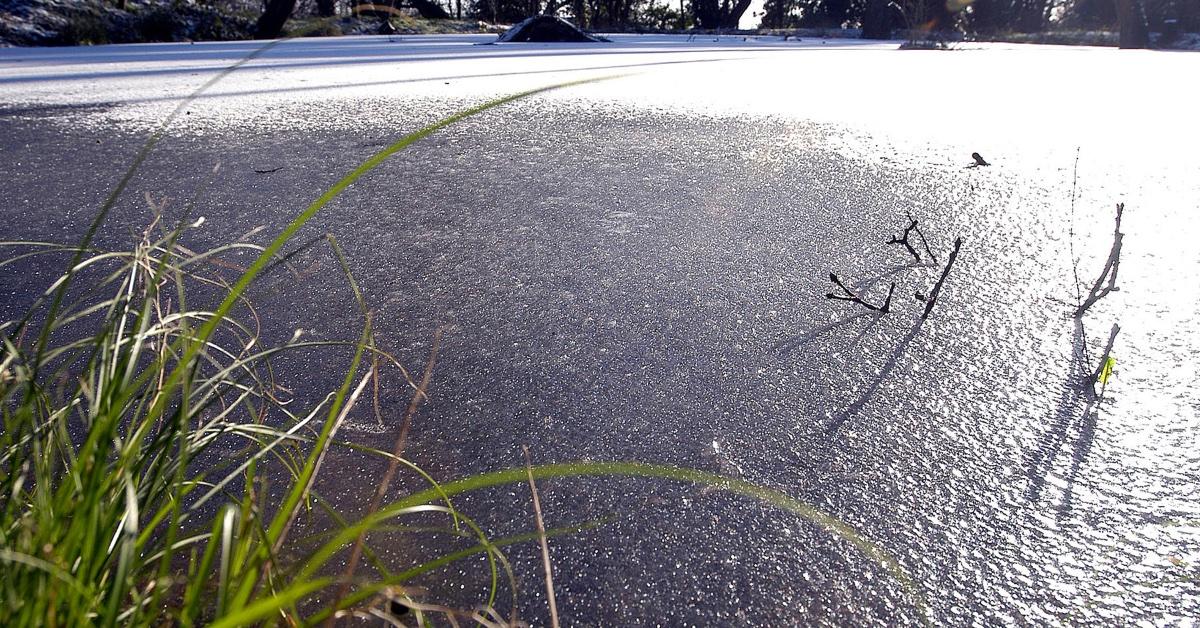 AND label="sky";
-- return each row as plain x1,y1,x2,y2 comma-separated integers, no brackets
653,0,767,30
